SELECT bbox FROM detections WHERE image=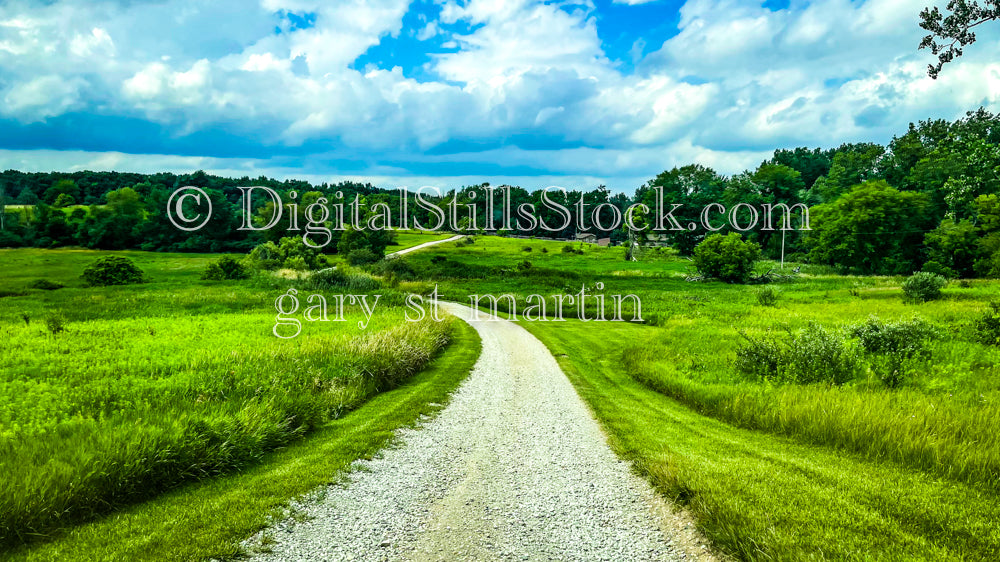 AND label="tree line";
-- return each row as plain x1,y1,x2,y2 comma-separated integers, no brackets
1,108,1000,277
